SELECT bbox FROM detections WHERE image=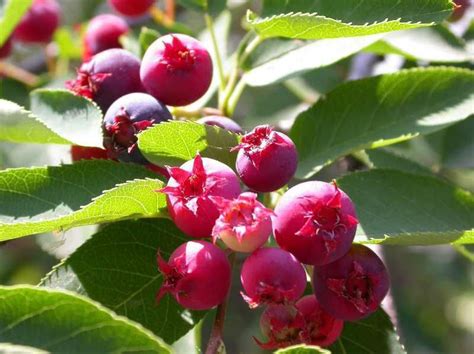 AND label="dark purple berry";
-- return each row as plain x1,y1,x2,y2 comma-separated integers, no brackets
14,0,60,43
197,116,243,134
